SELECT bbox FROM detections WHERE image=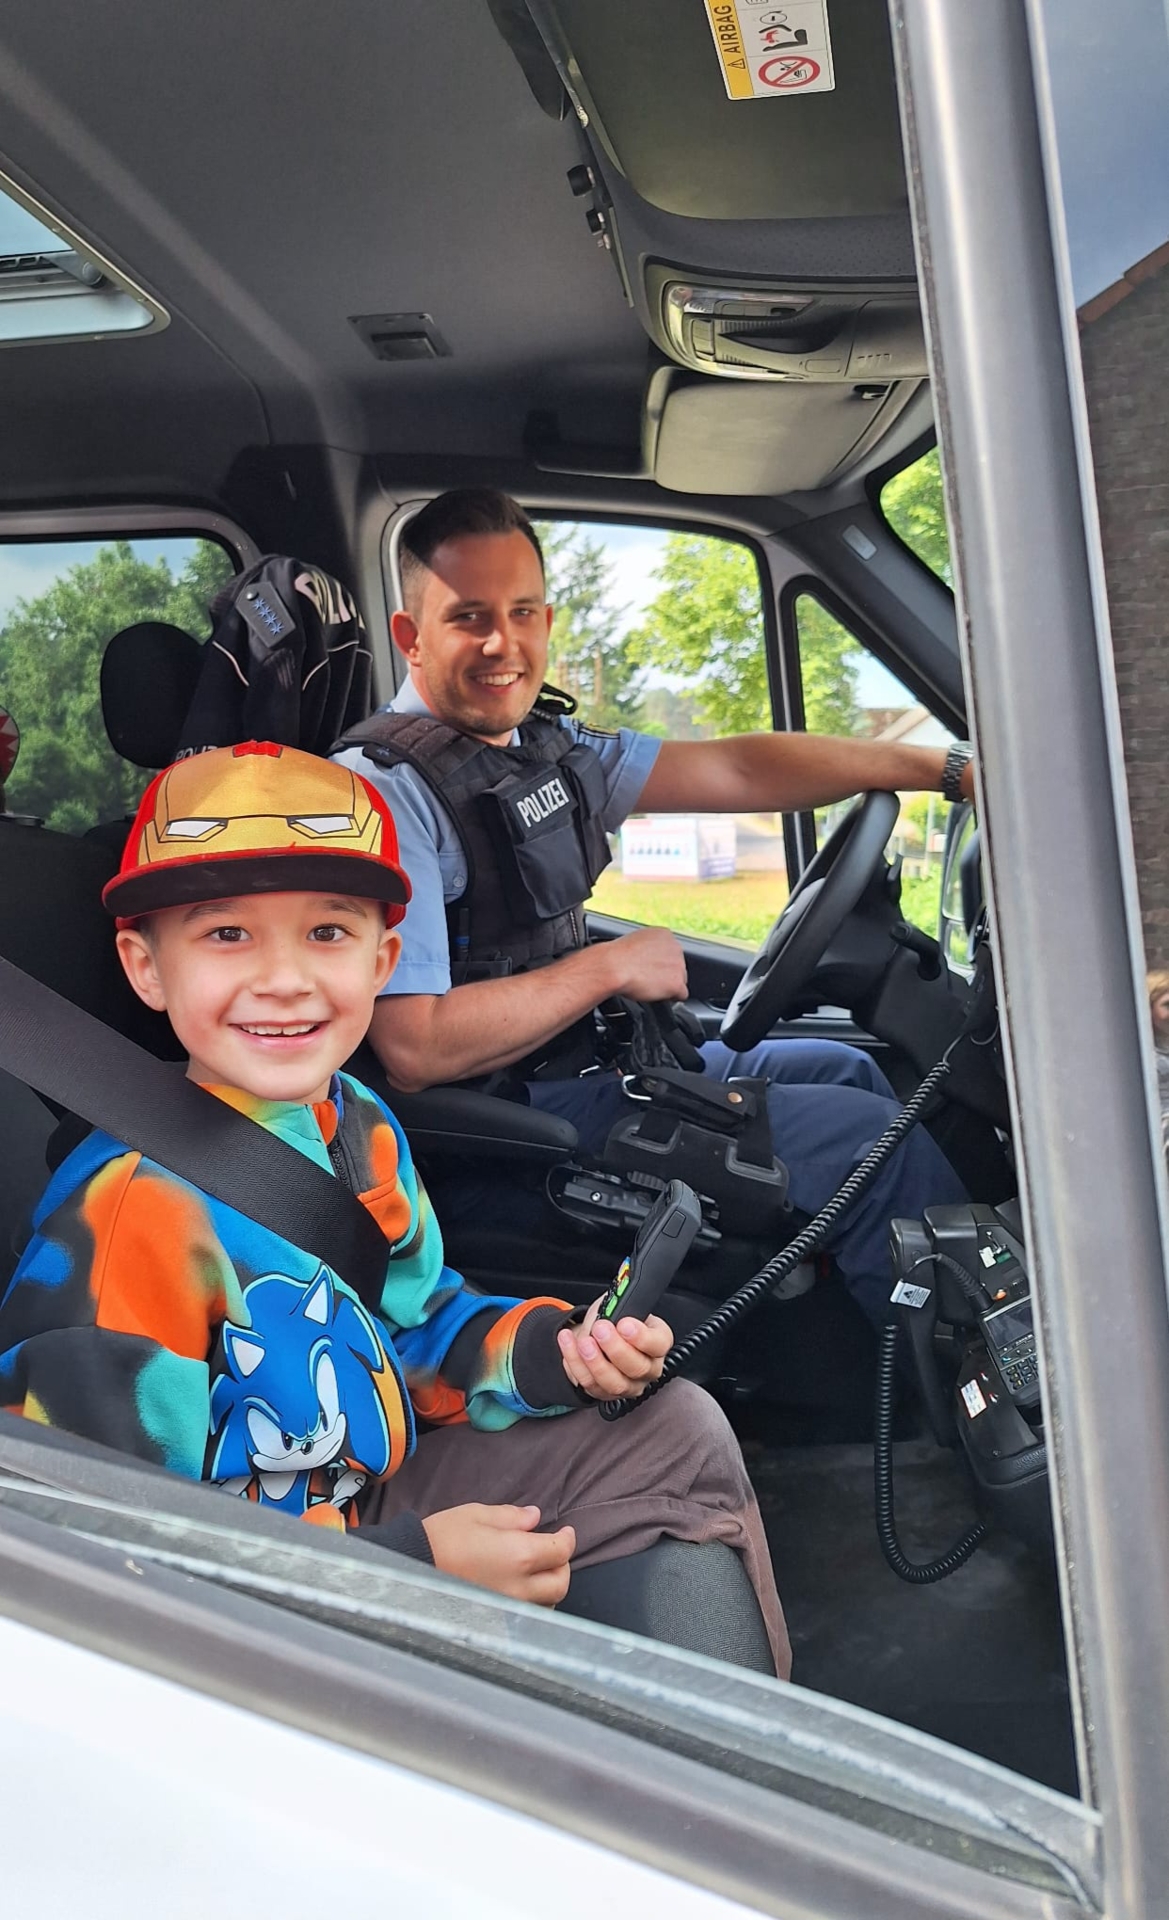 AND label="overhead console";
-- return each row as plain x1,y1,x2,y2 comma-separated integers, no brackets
650,268,927,384
491,0,929,495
